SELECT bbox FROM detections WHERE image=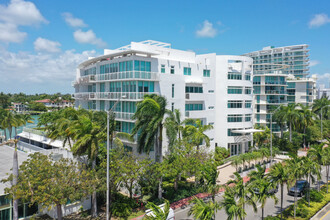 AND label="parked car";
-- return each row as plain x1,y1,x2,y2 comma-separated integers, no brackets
144,203,175,220
288,180,309,197
253,180,279,195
